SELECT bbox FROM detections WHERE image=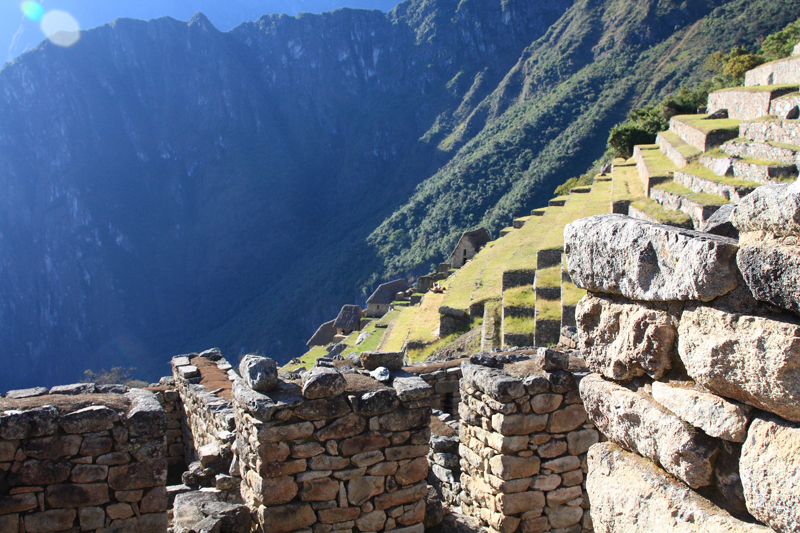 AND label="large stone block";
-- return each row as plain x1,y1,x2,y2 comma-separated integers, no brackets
126,389,166,439
45,483,109,508
22,435,81,460
23,509,76,533
58,405,120,433
587,443,770,533
302,367,347,399
489,455,540,481
108,458,167,490
361,351,404,371
239,354,279,392
257,503,316,533
8,459,71,486
737,235,800,315
741,414,800,532
461,362,525,402
679,303,800,422
730,182,800,237
354,389,400,416
0,406,58,440
580,374,718,488
379,408,431,432
564,214,739,302
576,292,682,381
651,382,752,442
313,413,366,441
